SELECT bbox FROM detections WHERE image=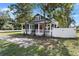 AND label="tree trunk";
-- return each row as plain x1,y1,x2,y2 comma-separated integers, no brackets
21,23,24,33
43,11,46,36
